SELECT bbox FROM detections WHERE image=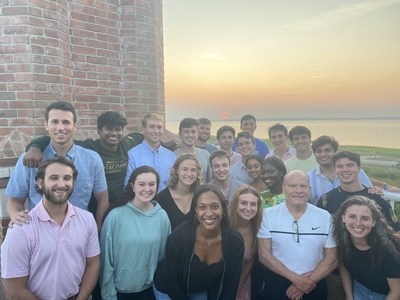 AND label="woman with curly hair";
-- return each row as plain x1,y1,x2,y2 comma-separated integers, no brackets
333,195,400,300
229,185,262,300
156,153,203,230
